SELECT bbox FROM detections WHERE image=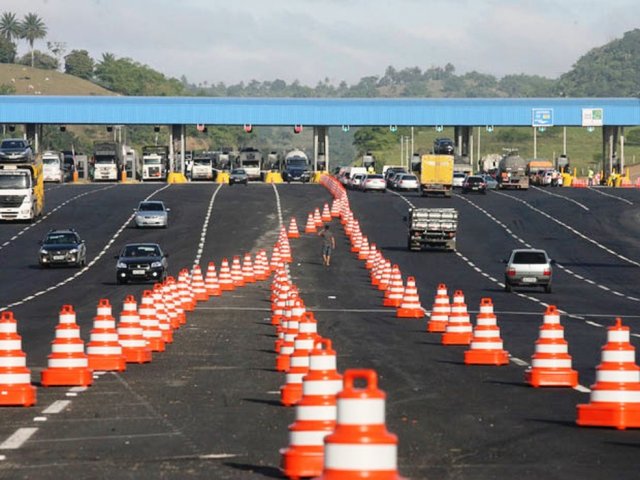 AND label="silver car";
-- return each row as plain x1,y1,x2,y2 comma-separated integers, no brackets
504,249,554,293
134,201,169,228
